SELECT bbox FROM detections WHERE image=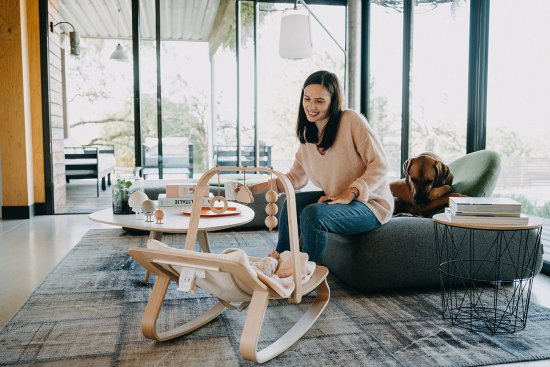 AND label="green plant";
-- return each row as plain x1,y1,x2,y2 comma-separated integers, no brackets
536,201,550,219
510,194,537,215
112,178,134,214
